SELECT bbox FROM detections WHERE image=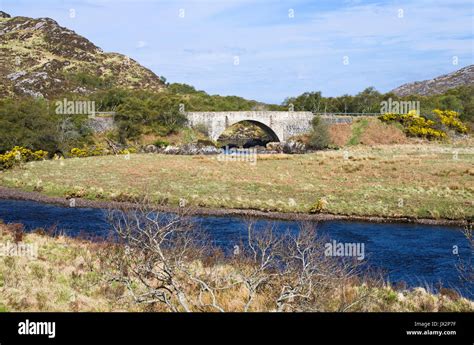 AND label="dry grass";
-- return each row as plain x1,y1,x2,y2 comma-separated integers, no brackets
329,123,353,147
0,222,472,312
0,141,473,220
0,223,138,312
359,120,408,145
329,119,408,147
